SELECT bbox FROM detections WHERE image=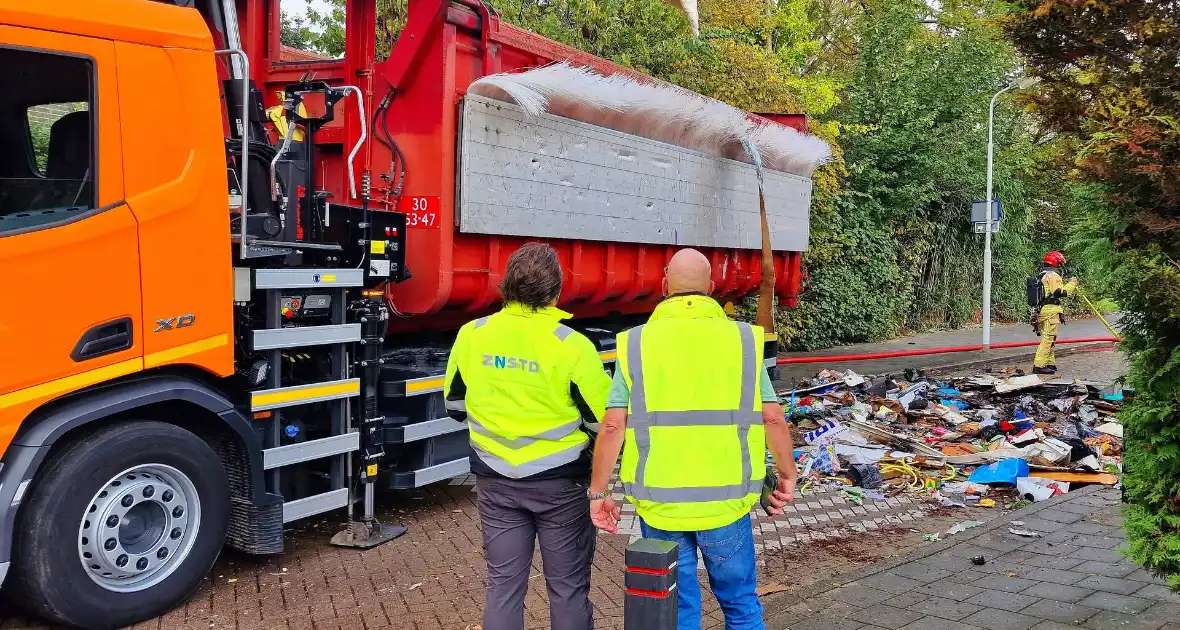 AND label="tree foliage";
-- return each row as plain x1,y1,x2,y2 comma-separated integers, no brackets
778,0,1045,349
1005,0,1180,587
280,0,347,58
